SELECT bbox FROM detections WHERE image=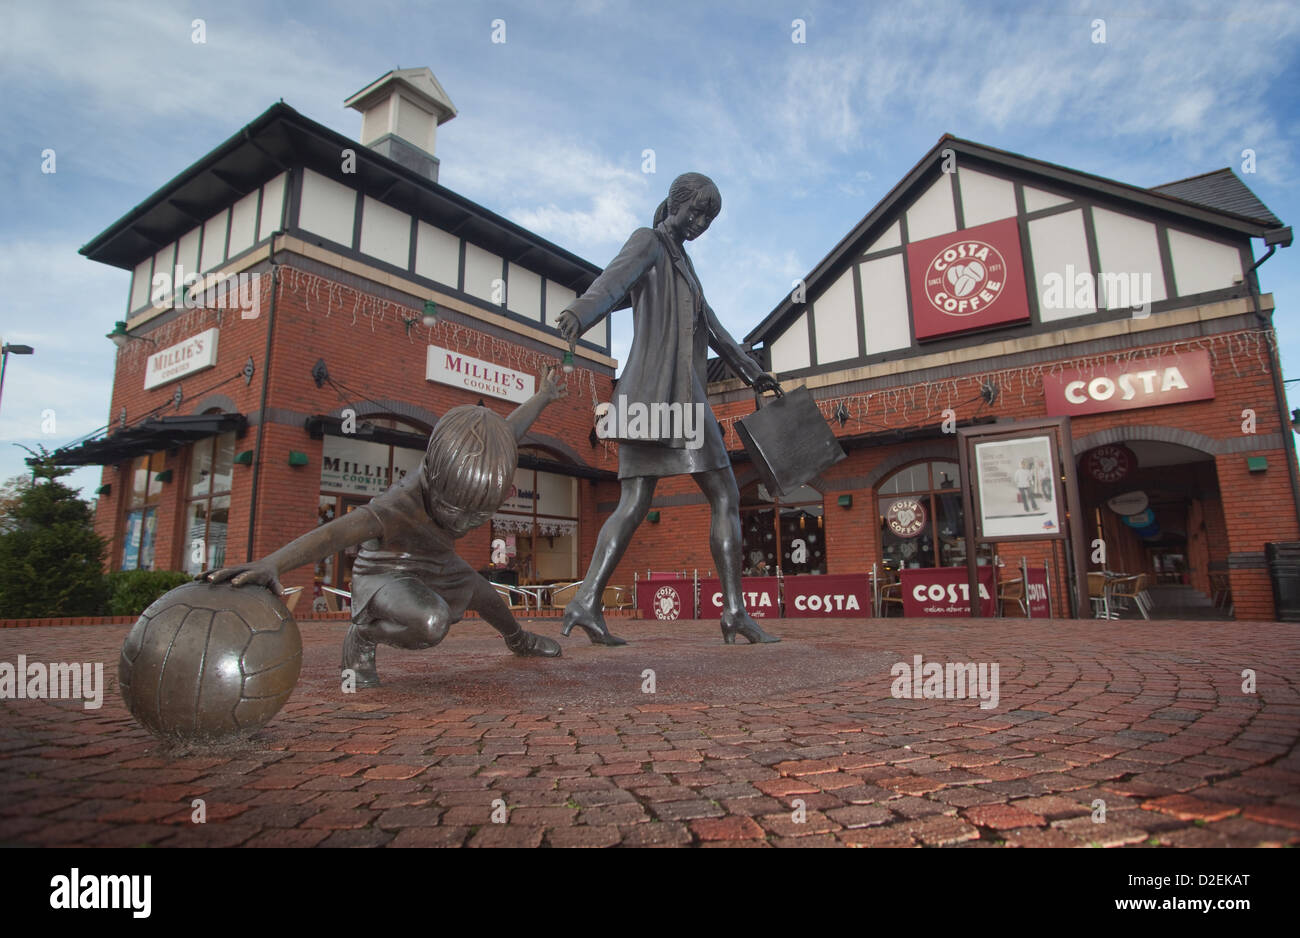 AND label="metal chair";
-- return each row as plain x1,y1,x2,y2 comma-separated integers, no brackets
879,579,903,617
601,585,634,611
547,581,582,609
1088,572,1114,619
998,577,1027,617
1108,575,1148,620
